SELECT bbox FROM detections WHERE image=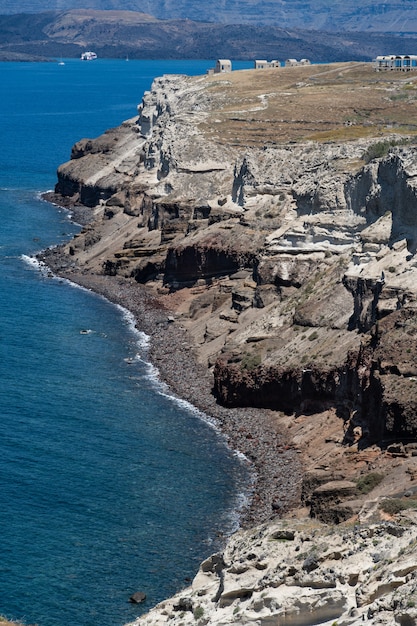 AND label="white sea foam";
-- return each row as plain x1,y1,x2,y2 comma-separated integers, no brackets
36,189,54,199
115,303,150,351
20,255,253,527
147,362,220,430
125,324,254,480
224,489,253,535
114,309,254,530
21,254,53,277
38,191,83,225
141,355,255,522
